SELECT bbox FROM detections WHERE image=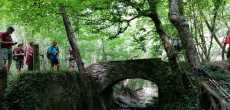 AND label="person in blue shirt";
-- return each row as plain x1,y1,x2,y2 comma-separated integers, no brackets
47,41,60,71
